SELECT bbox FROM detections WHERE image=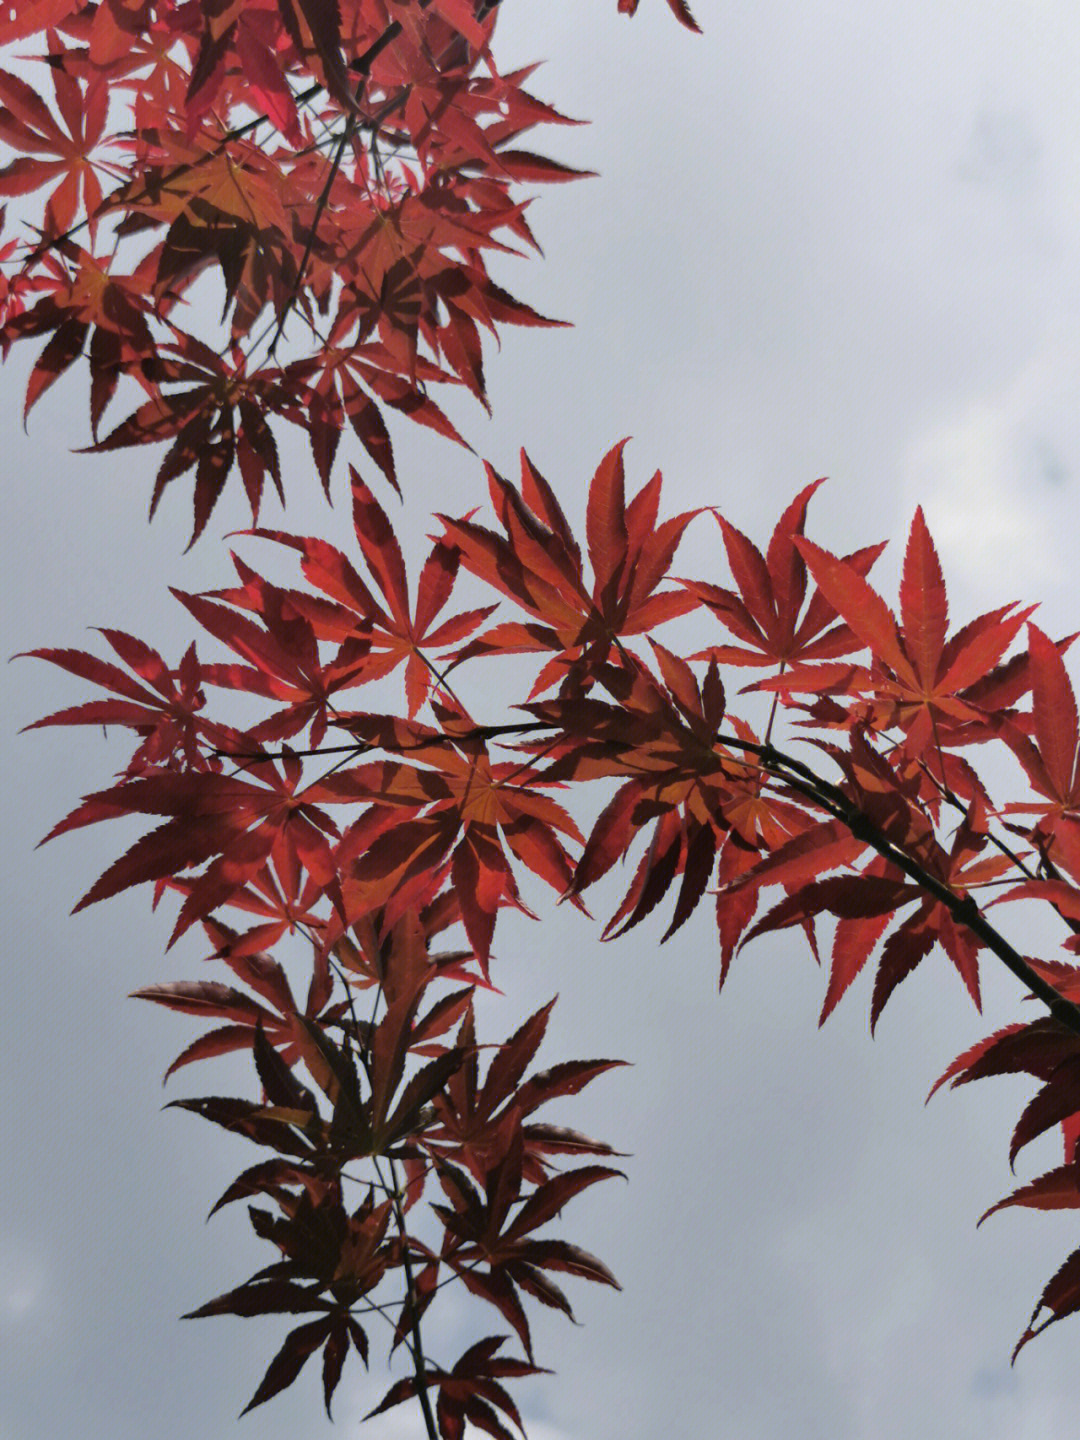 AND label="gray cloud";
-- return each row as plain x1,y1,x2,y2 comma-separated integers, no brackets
4,2,1080,1437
